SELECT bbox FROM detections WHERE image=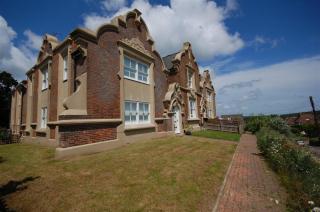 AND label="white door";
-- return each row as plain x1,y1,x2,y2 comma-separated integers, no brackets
173,106,181,134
